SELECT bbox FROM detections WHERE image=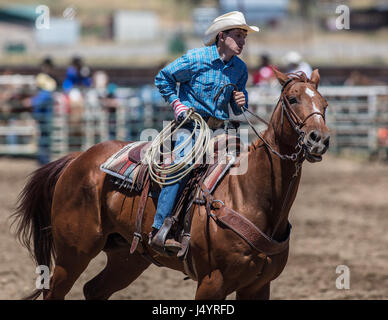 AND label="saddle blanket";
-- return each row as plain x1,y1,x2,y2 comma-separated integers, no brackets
100,141,149,189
